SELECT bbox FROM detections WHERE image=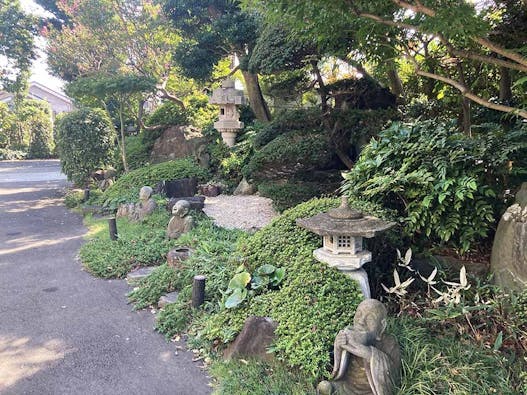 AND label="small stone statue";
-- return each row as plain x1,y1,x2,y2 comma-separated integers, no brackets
318,299,401,395
116,186,157,221
167,200,194,239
